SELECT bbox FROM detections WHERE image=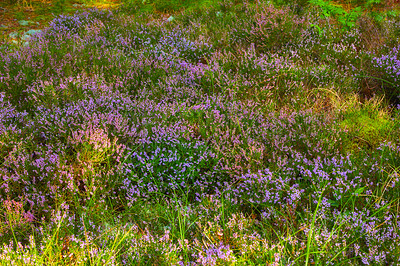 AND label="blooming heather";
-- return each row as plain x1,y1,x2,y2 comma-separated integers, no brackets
0,2,399,264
